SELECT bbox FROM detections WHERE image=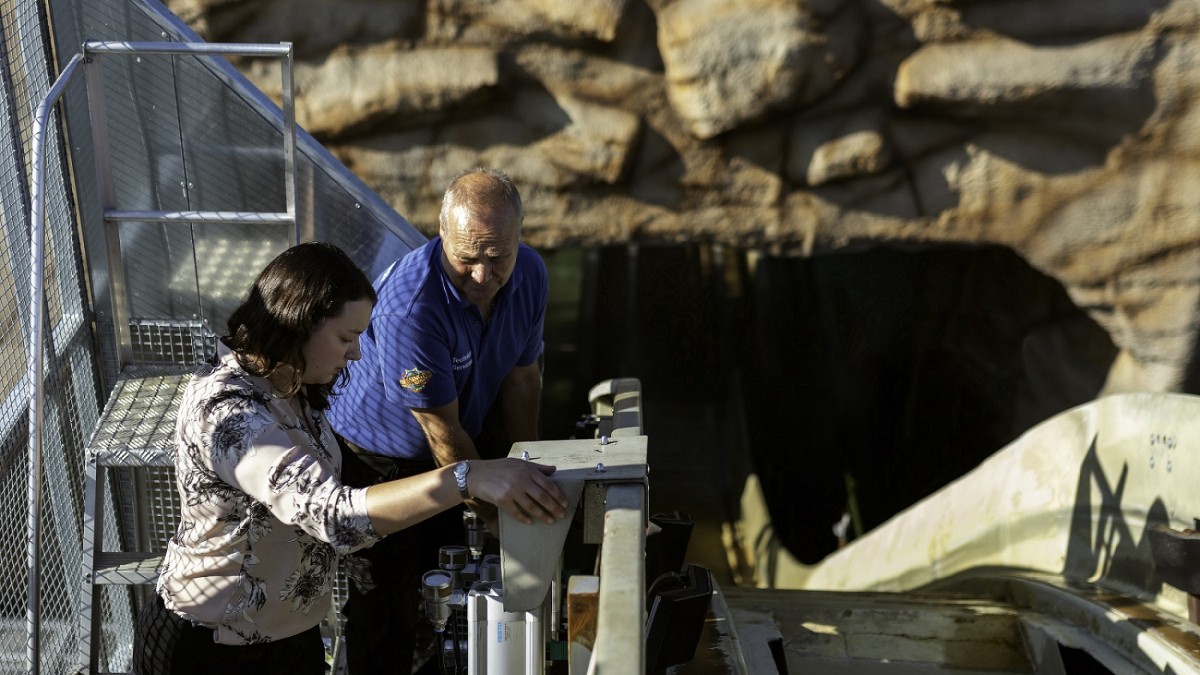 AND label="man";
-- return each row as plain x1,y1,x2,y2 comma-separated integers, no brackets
328,167,547,673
